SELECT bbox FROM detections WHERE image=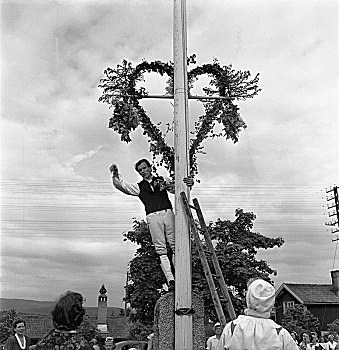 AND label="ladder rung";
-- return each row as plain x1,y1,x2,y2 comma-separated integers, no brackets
181,191,237,321
219,298,230,303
